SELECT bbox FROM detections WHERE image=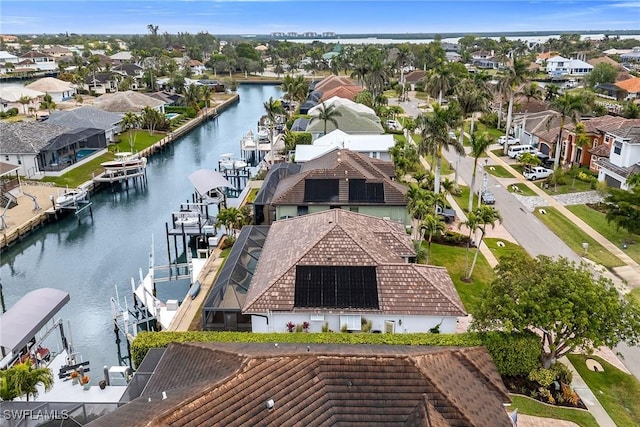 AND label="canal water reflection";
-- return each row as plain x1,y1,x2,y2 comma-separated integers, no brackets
1,84,282,369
